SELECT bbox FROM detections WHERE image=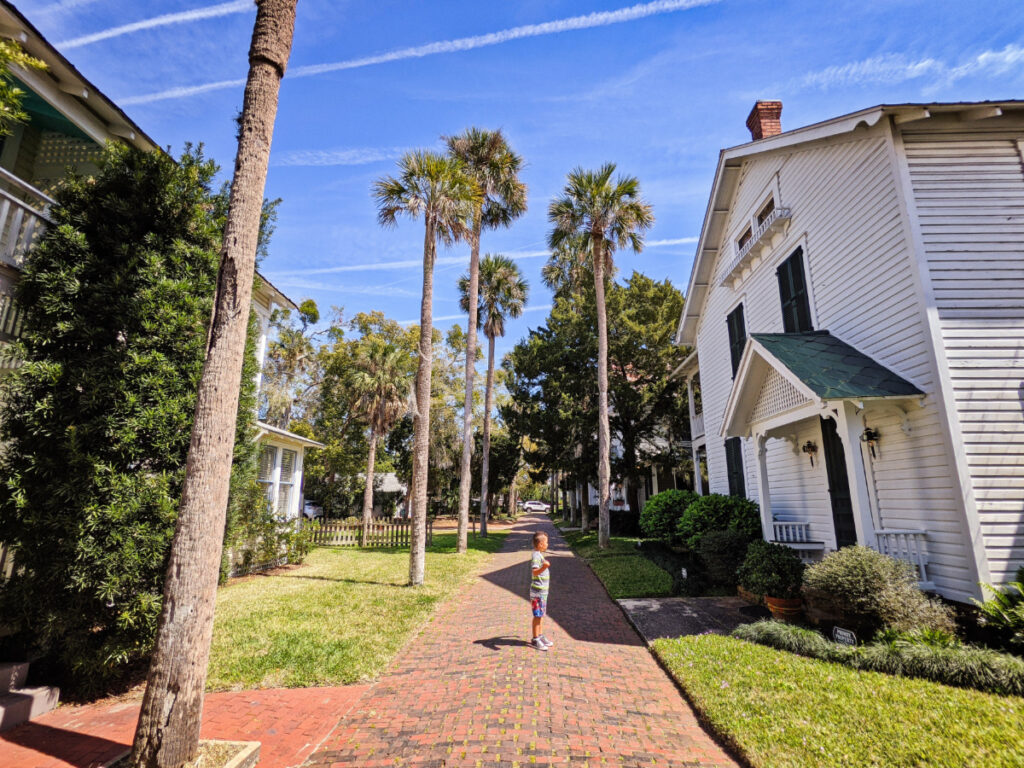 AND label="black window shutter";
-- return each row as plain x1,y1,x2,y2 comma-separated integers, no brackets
778,248,813,333
727,304,746,377
725,437,746,497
